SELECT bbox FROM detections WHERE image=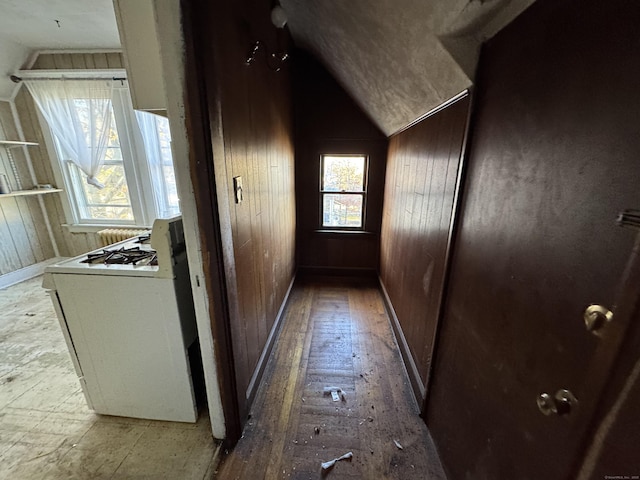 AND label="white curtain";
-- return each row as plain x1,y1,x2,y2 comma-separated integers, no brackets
25,79,114,189
135,110,180,218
